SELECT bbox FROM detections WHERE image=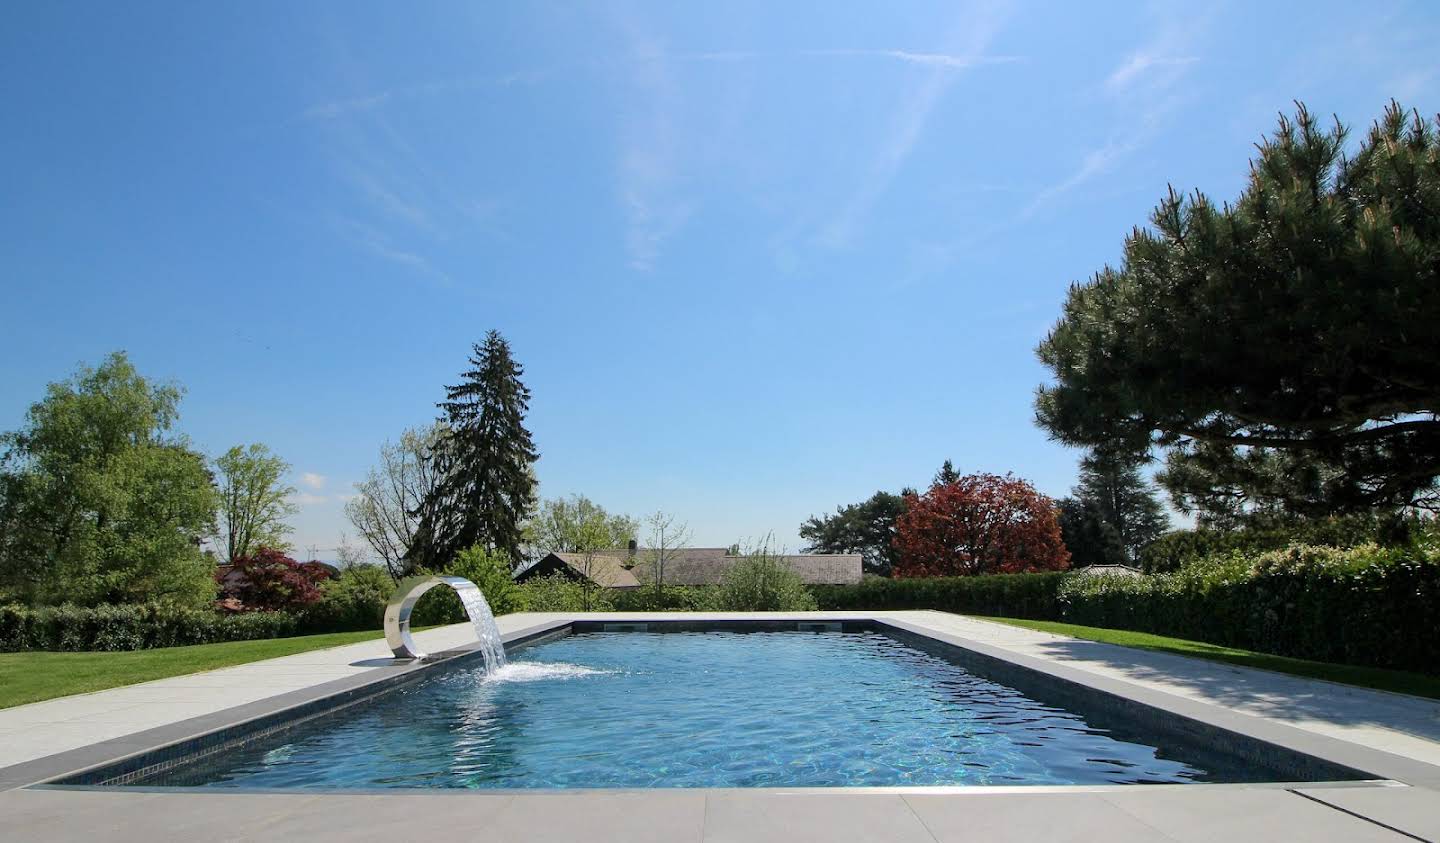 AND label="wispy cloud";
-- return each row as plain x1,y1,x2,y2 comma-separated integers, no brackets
1023,9,1208,217
1105,54,1196,94
300,472,327,490
301,71,550,121
818,3,1018,248
334,218,452,284
612,9,694,271
290,491,328,506
807,48,1024,70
